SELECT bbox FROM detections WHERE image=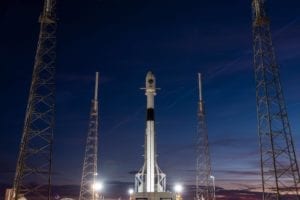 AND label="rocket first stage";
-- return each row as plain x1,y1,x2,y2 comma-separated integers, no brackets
135,71,166,193
145,72,159,192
